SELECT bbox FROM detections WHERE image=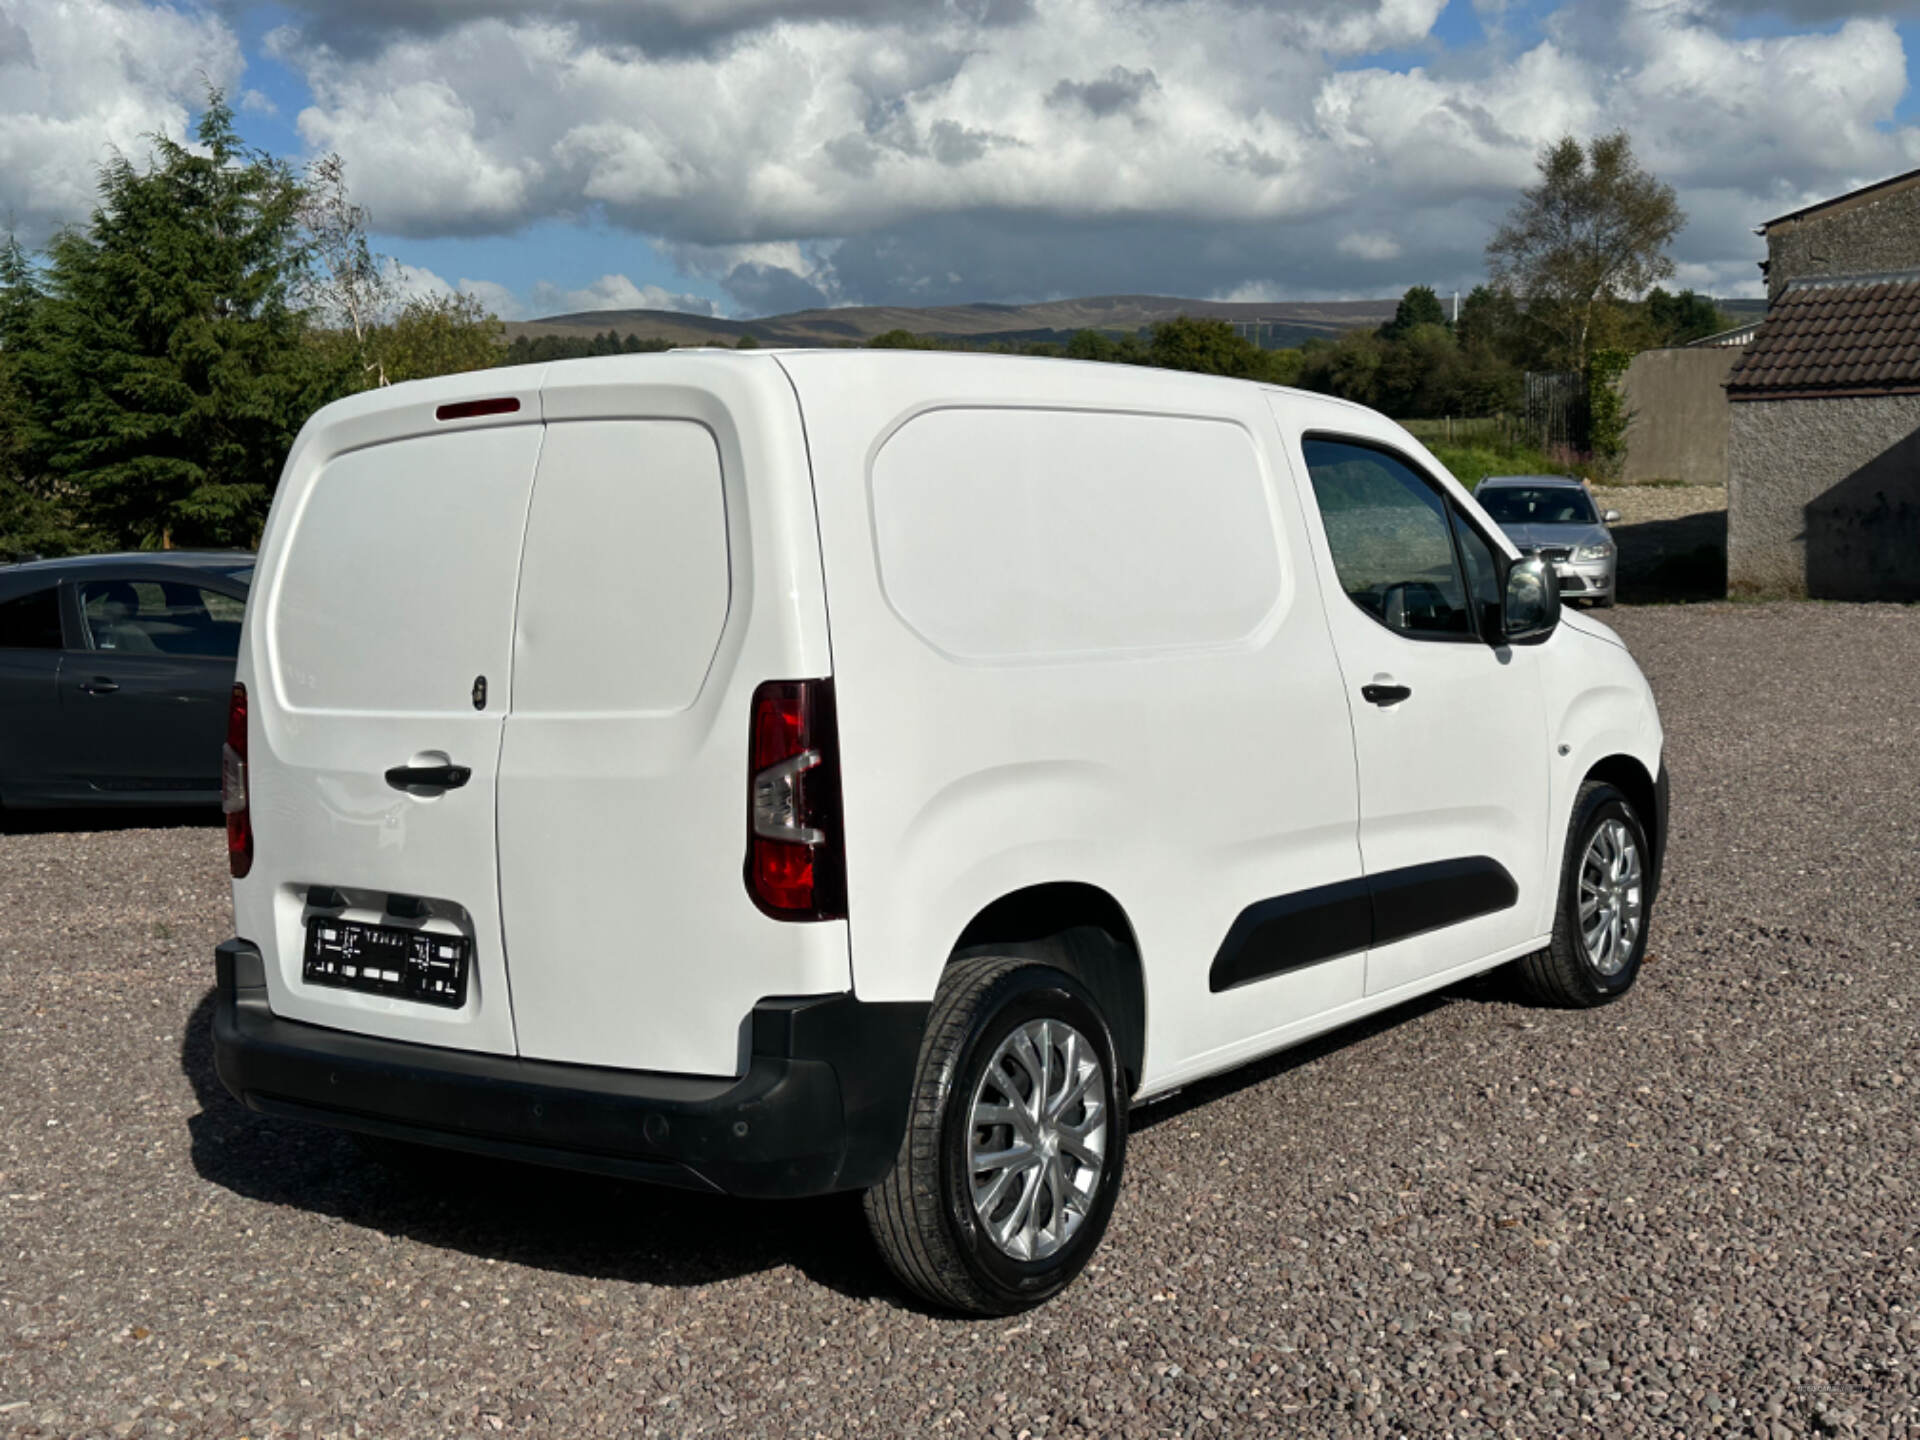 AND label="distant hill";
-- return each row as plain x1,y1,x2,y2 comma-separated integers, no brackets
506,294,1410,351
503,292,1771,352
